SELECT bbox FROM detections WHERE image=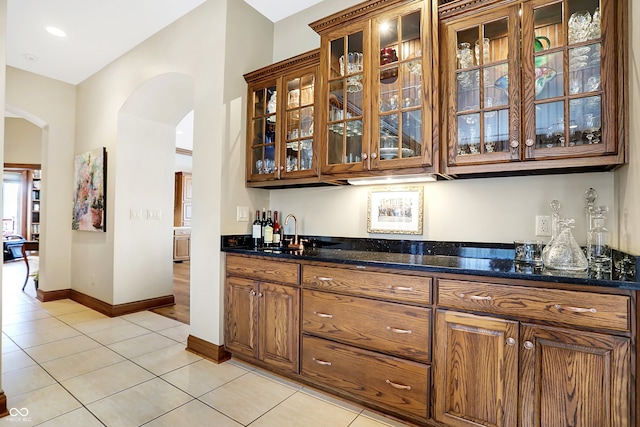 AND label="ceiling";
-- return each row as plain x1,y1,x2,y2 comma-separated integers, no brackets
7,0,323,86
